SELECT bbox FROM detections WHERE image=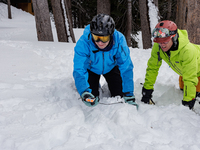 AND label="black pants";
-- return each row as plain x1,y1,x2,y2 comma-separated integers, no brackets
88,66,123,97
